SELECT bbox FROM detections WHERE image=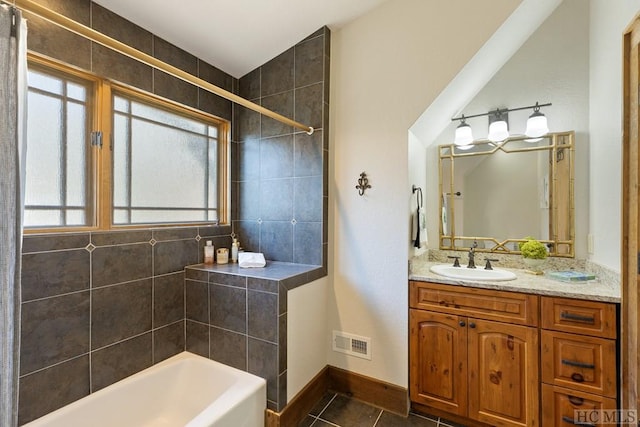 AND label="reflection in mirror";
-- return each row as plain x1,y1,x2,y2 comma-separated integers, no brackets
439,132,574,257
